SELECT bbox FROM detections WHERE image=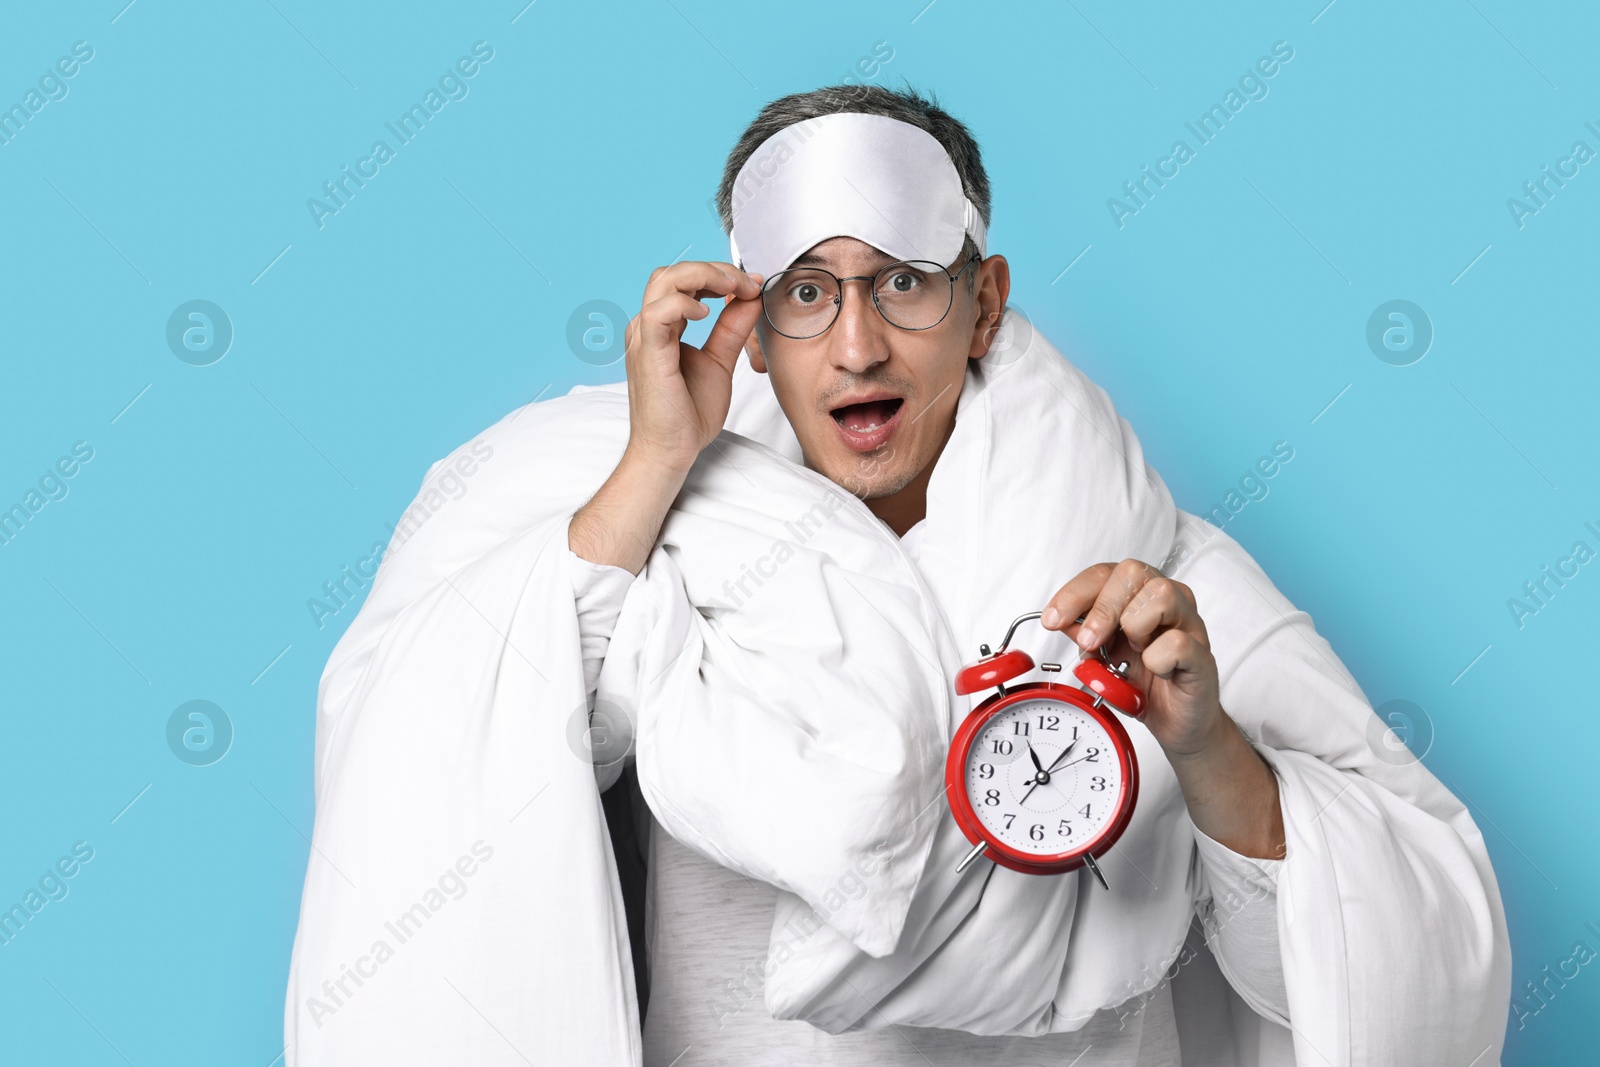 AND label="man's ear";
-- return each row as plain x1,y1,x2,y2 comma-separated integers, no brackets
968,254,1012,360
736,295,769,374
